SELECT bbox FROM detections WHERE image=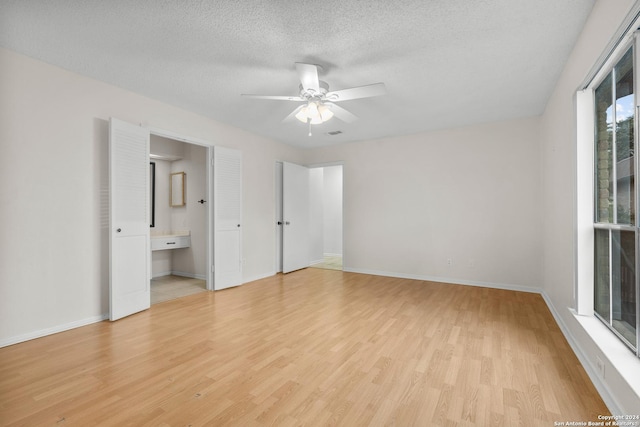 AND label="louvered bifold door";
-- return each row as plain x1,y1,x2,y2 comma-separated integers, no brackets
109,118,150,320
213,146,243,290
